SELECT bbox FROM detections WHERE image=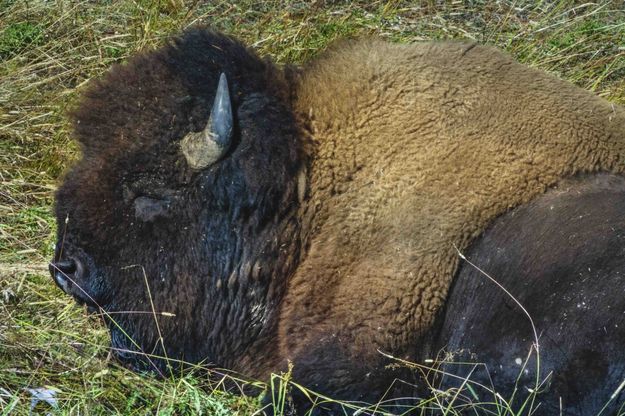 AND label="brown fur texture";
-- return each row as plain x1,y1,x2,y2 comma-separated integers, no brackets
279,39,625,384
